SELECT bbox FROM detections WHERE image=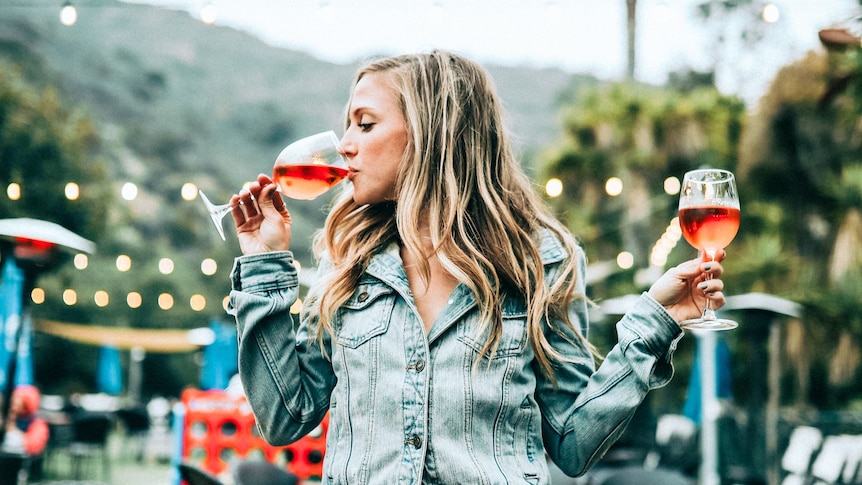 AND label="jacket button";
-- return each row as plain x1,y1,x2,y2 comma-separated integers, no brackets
357,291,369,302
414,360,425,372
406,434,422,449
